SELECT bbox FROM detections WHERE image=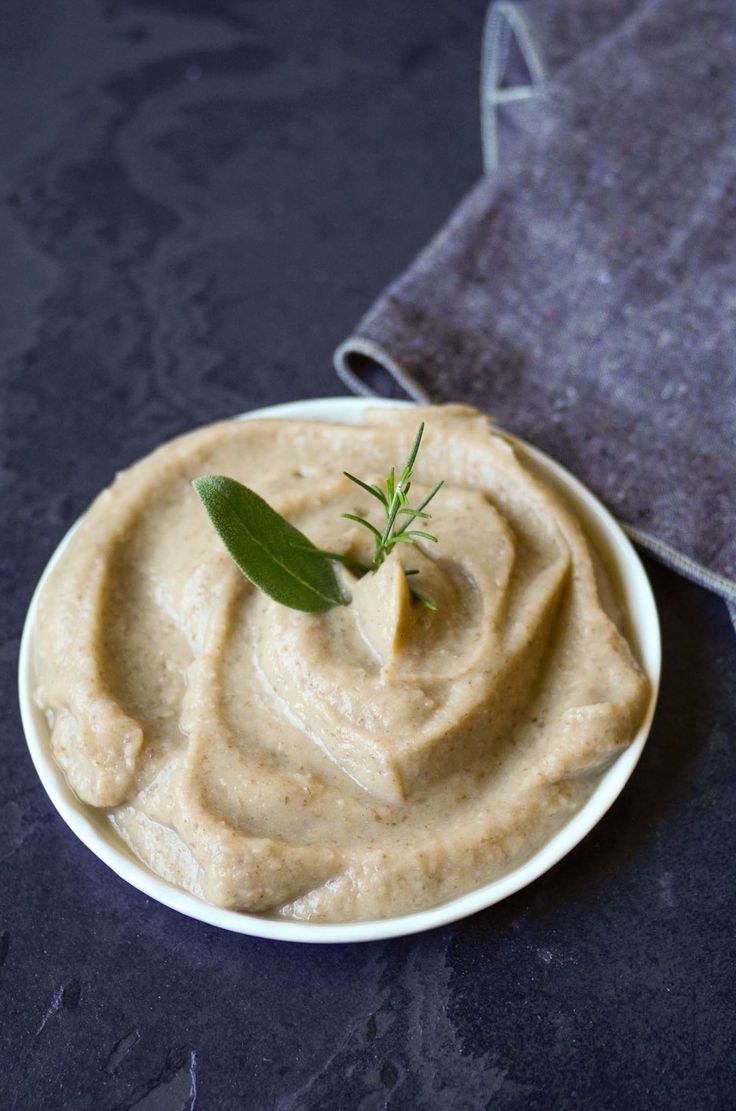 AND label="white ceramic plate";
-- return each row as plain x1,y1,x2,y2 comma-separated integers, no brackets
18,397,661,943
